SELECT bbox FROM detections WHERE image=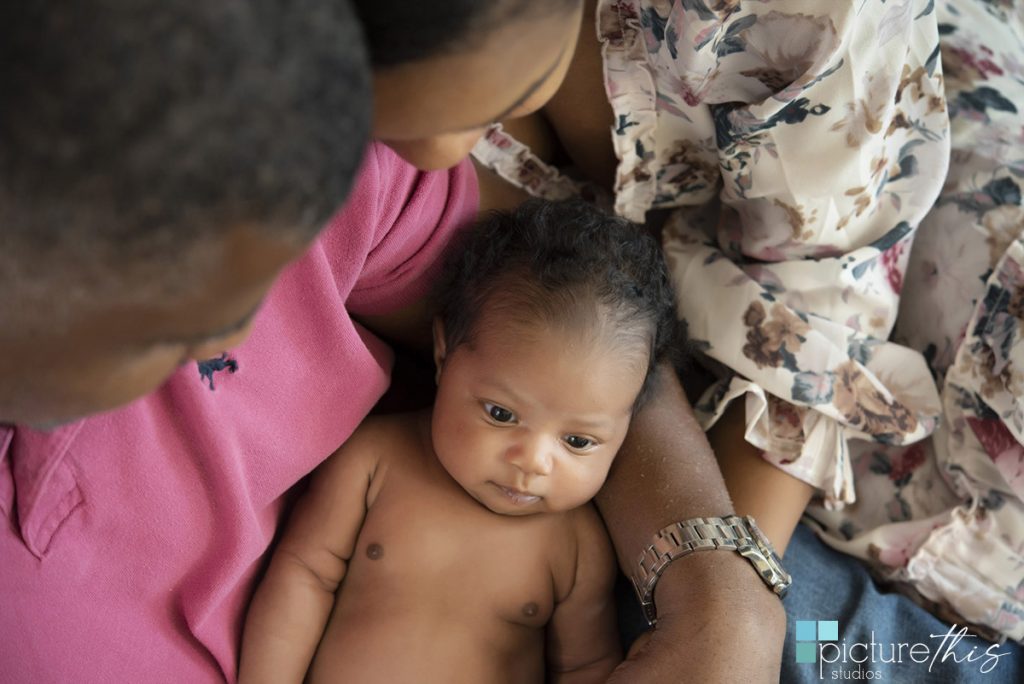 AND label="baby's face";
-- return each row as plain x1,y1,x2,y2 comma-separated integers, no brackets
431,310,648,516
